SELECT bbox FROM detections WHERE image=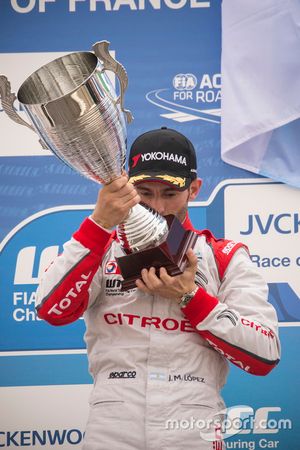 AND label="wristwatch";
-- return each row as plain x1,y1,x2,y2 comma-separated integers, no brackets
178,287,198,308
